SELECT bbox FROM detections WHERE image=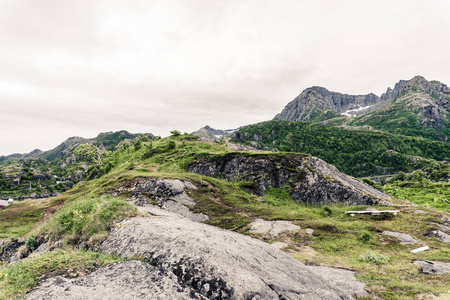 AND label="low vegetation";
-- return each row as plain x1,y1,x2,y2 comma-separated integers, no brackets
0,250,123,298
